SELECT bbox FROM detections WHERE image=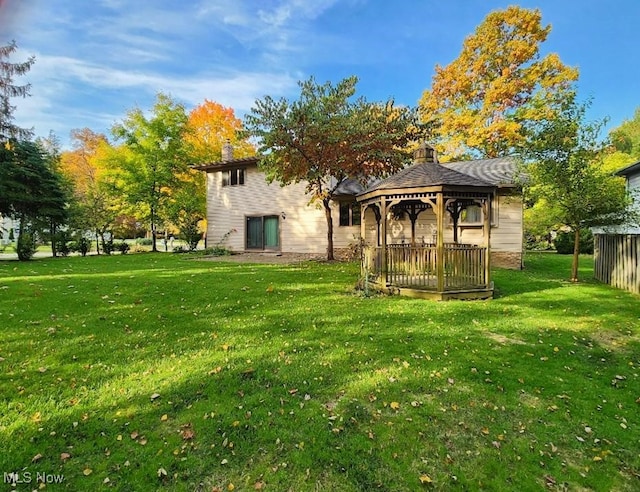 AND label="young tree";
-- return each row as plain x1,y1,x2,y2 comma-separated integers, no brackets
523,98,631,281
60,128,122,254
419,6,578,160
244,76,418,260
111,93,191,252
0,41,35,142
